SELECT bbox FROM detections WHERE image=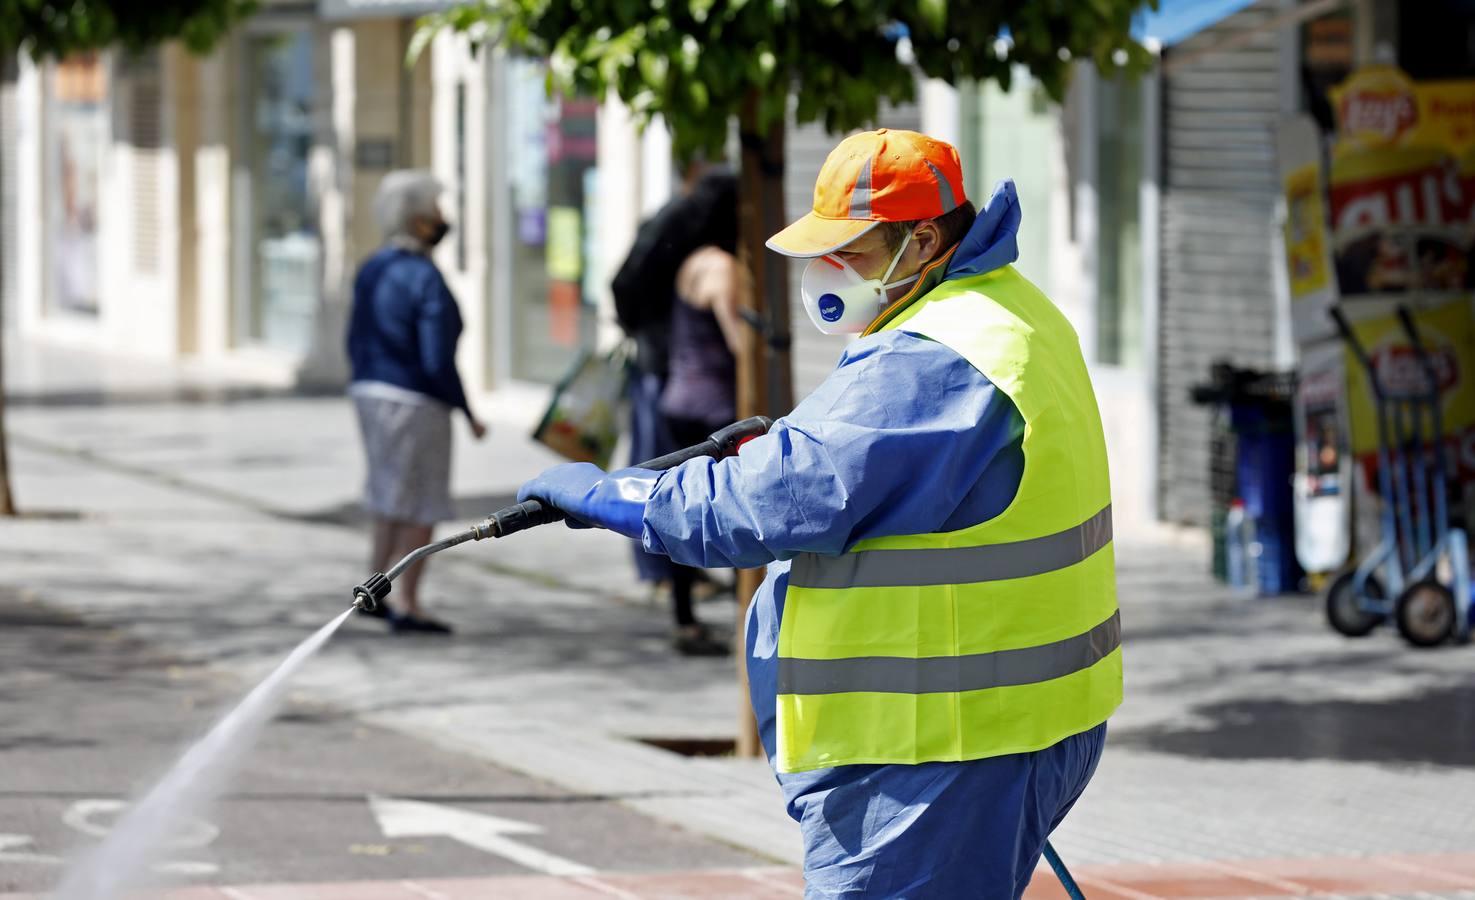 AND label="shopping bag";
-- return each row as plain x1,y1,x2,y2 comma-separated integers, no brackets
532,346,631,468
